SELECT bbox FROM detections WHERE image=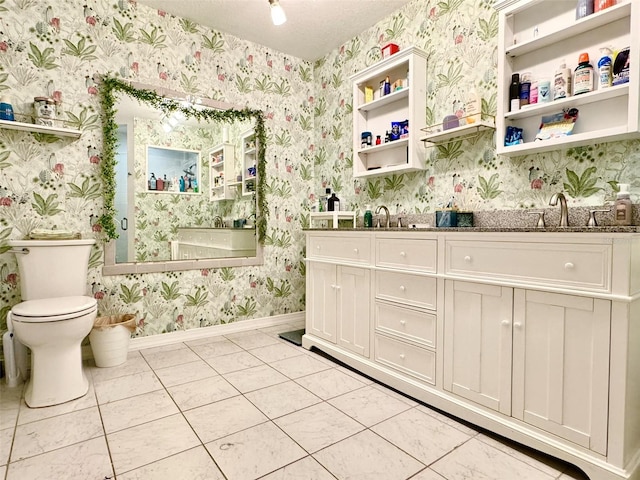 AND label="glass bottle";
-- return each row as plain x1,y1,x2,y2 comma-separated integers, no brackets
327,192,340,212
364,205,373,228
